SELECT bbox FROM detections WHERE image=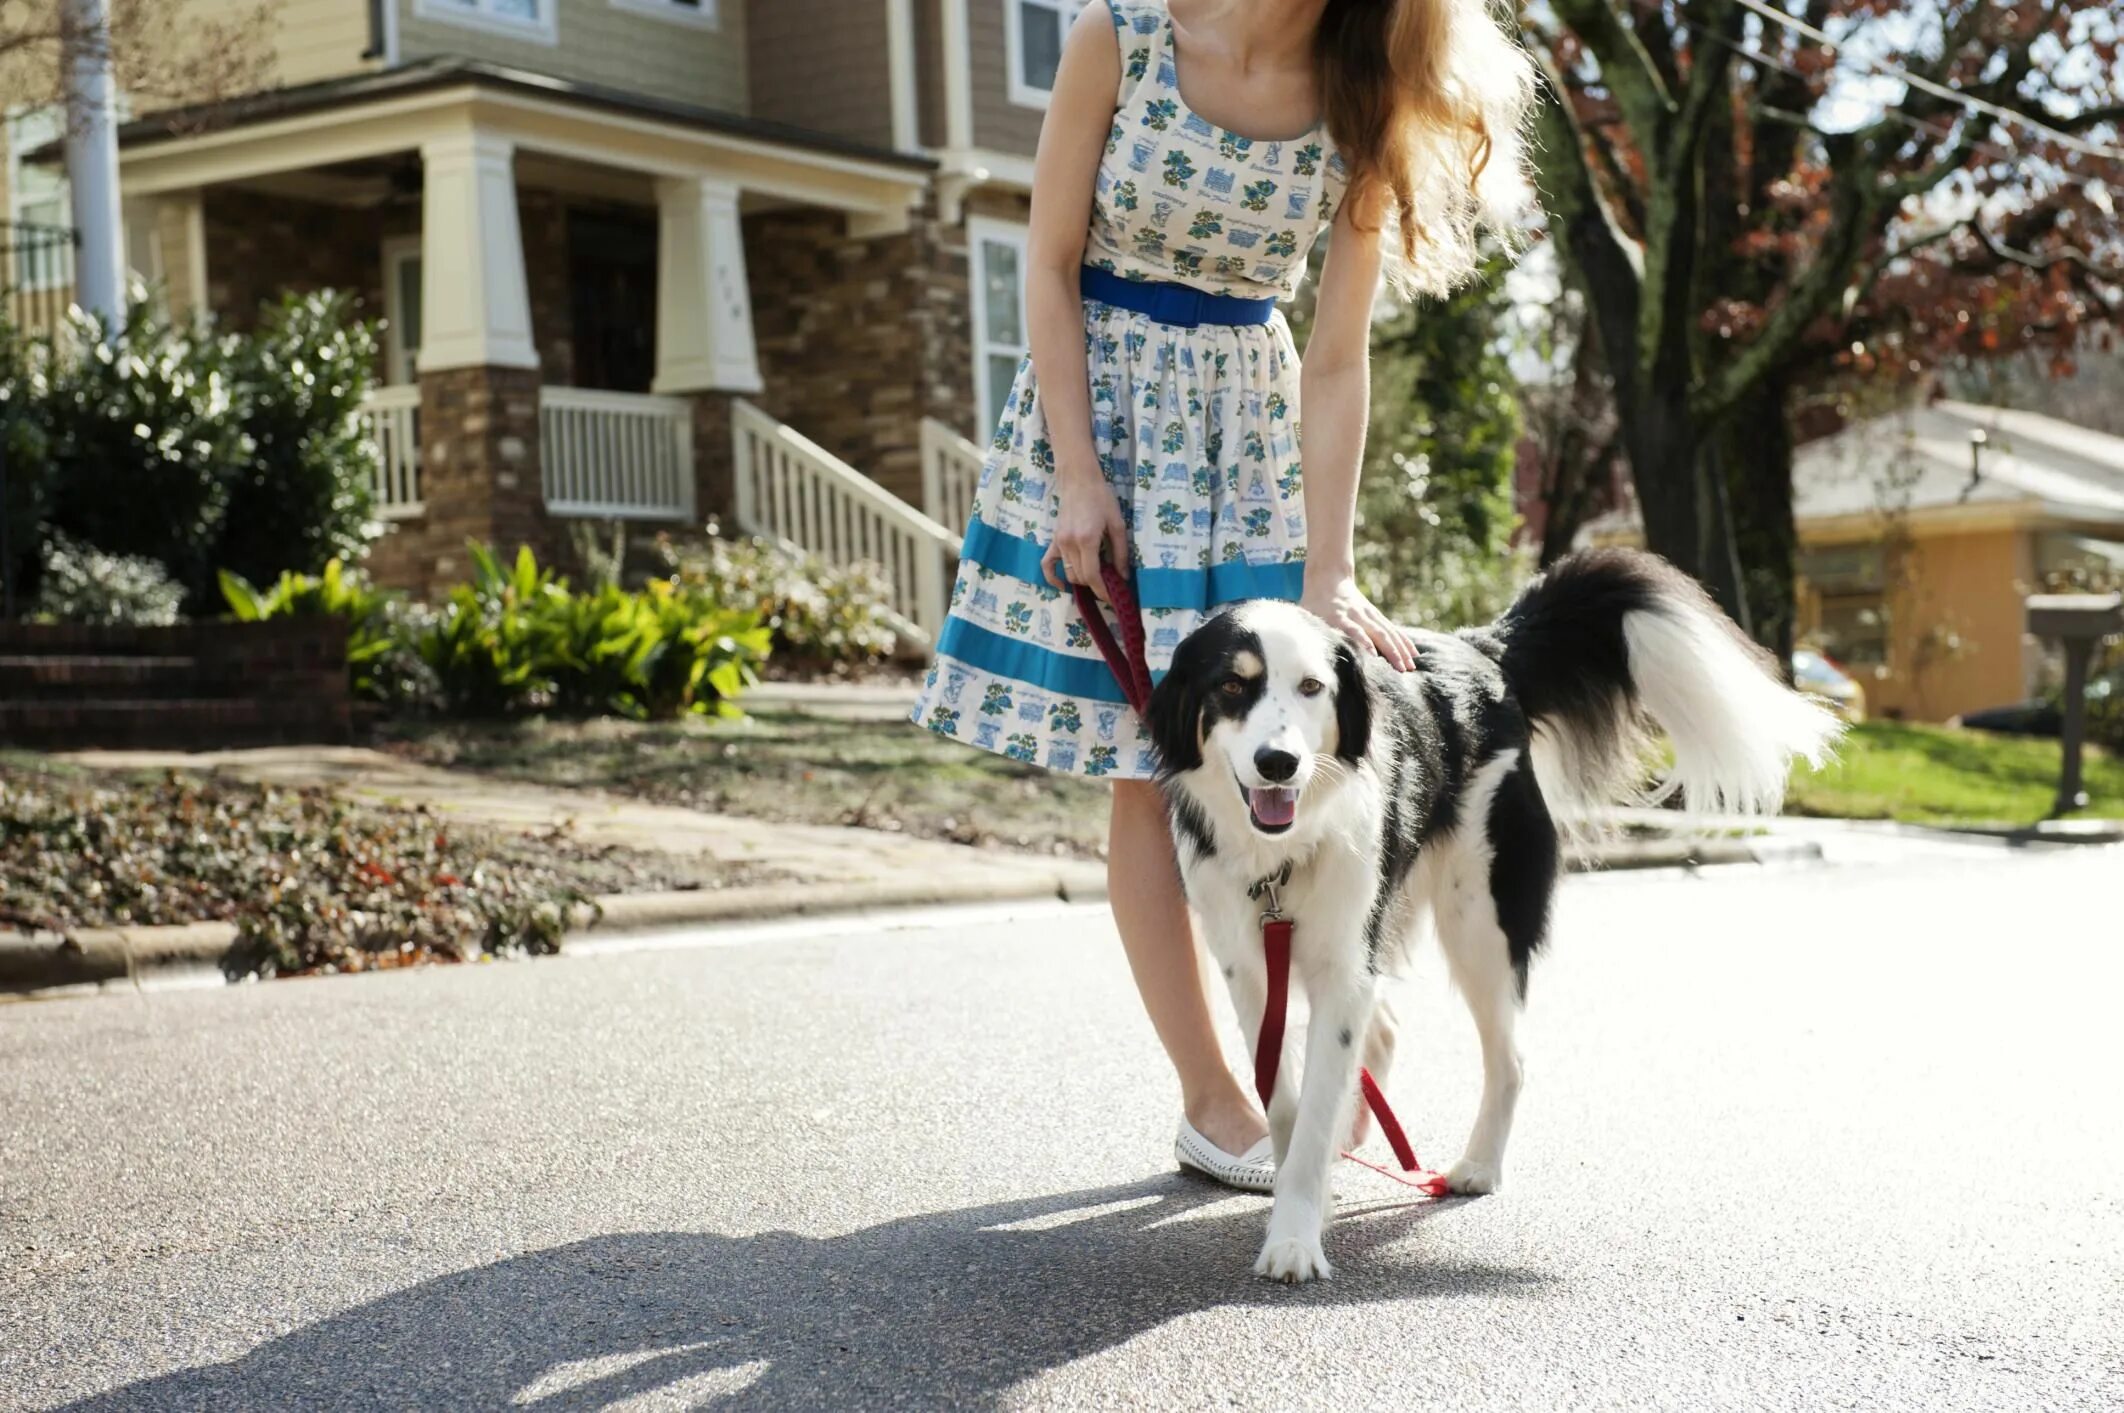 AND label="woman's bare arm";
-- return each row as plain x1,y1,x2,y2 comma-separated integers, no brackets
1027,4,1127,597
1297,195,1417,668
